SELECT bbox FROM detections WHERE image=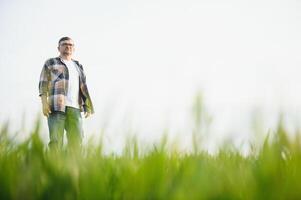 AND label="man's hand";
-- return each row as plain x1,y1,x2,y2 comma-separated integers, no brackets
41,95,51,117
84,111,91,118
42,102,52,117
